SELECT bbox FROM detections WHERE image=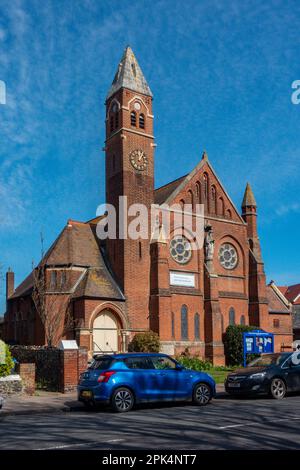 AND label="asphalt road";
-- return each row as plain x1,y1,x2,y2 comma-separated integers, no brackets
1,394,300,450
